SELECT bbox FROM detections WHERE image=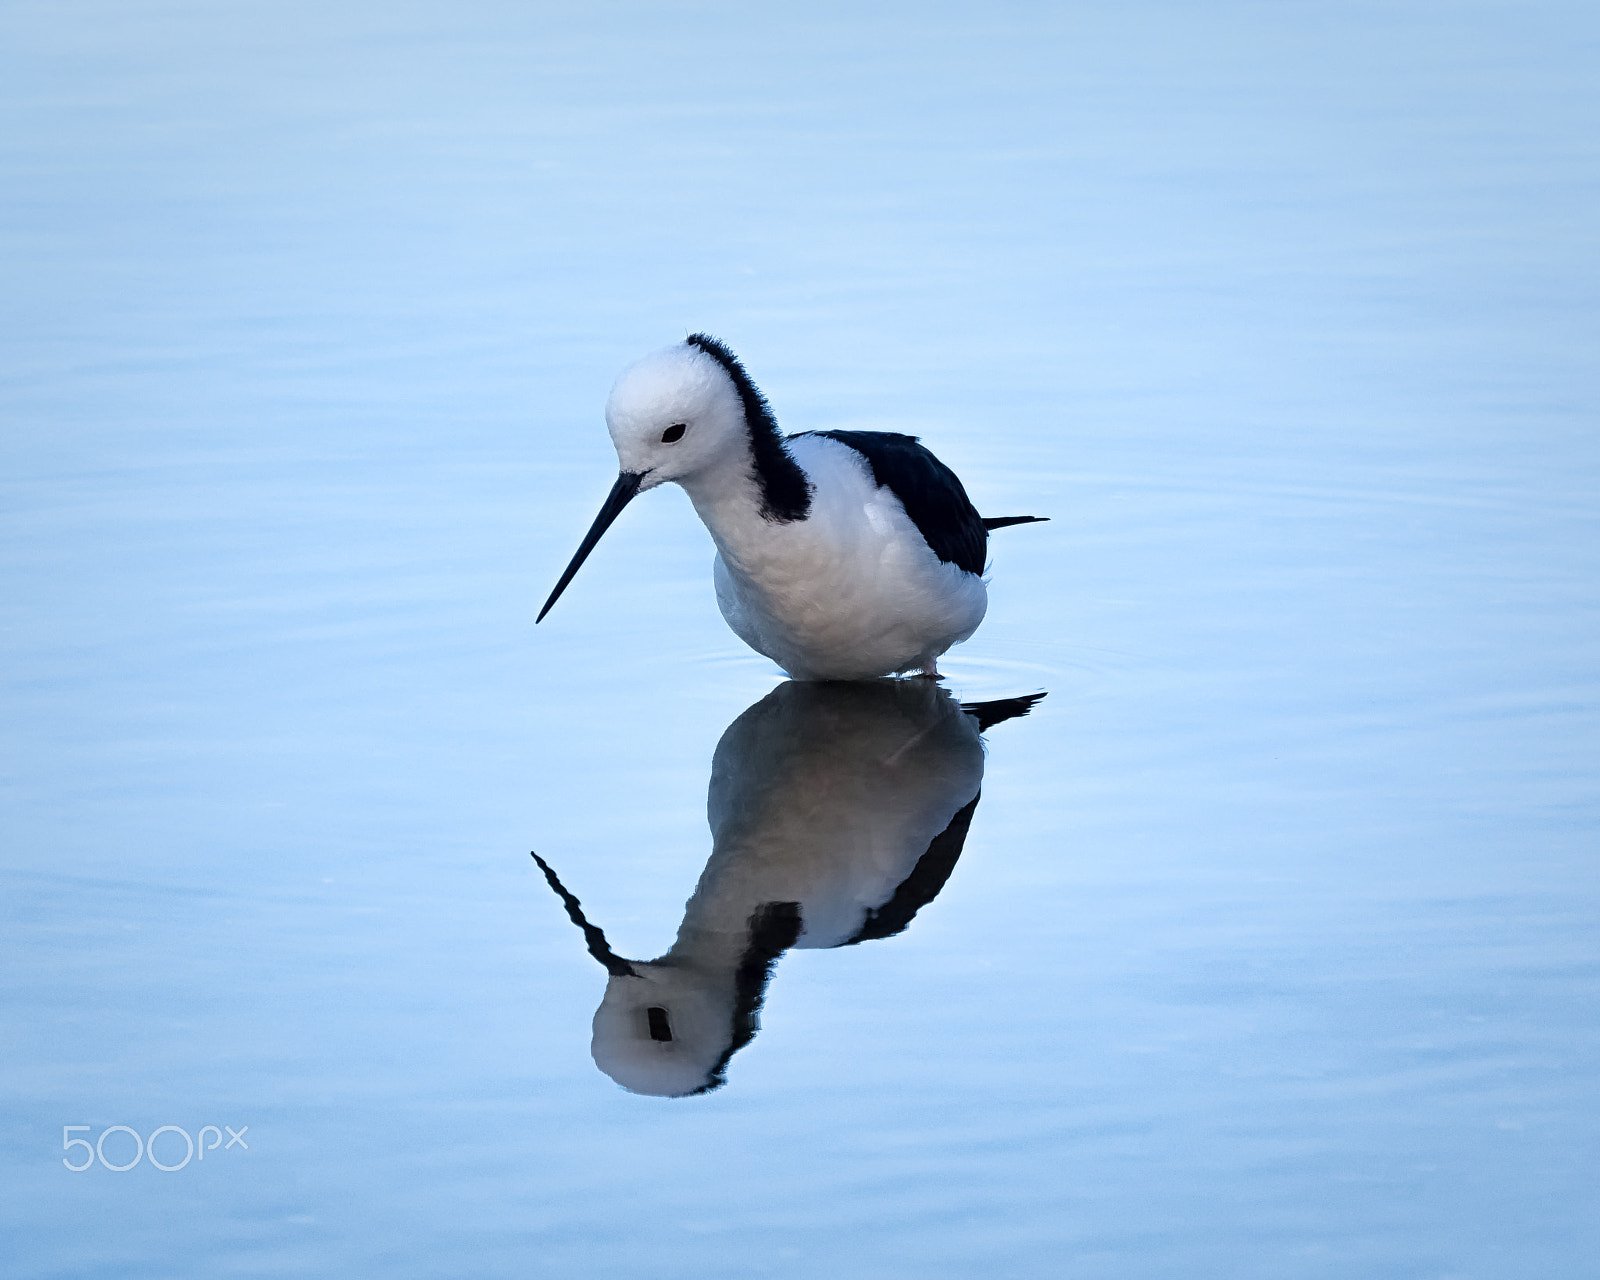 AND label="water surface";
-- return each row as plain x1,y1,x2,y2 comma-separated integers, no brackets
3,1,1597,1275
